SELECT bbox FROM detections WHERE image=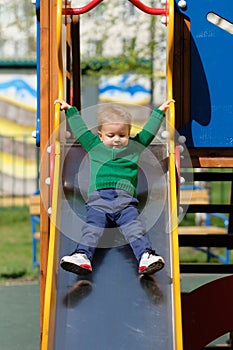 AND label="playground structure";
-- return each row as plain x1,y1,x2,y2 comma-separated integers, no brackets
38,1,233,349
